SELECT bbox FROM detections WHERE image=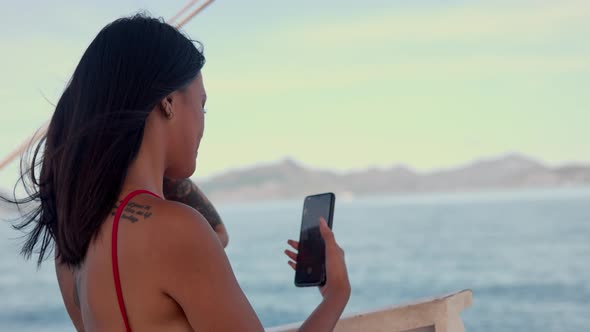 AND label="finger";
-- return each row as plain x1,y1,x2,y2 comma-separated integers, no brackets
287,239,299,250
284,249,298,261
319,217,330,230
288,260,296,270
319,217,334,242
